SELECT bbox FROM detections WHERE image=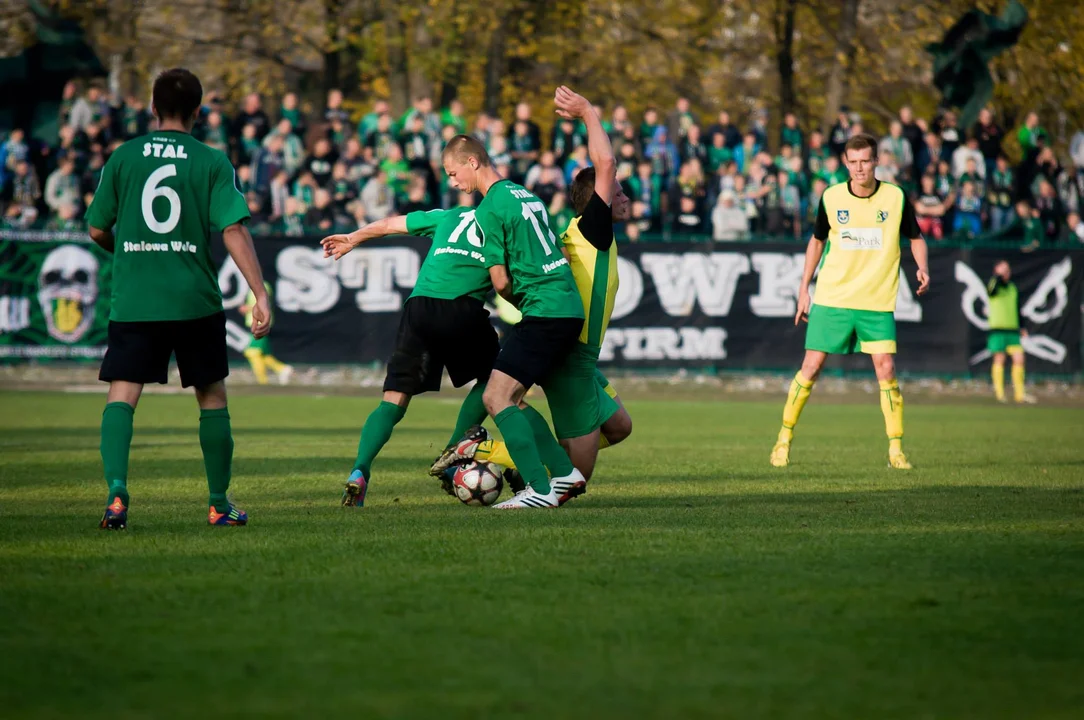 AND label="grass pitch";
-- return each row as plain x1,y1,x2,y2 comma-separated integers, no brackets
1,389,1082,719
